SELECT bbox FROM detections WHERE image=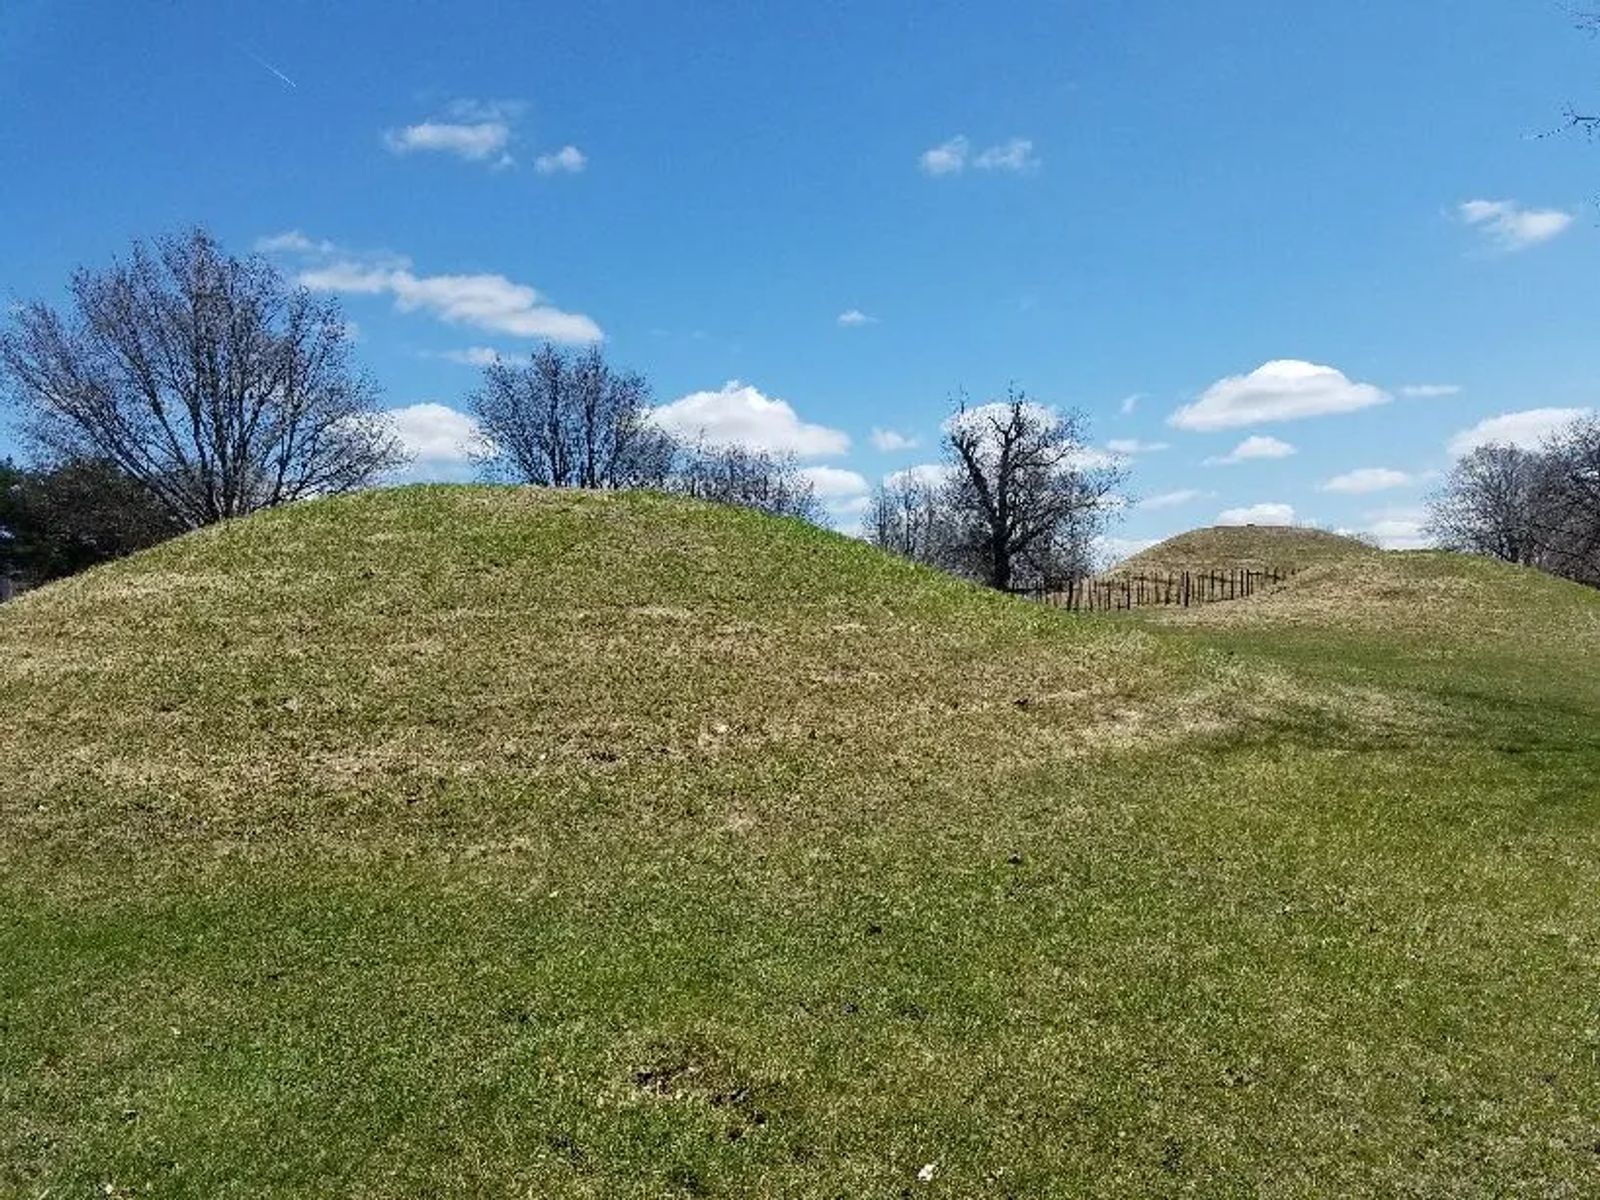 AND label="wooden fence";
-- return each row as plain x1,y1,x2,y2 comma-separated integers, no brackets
1009,567,1291,613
